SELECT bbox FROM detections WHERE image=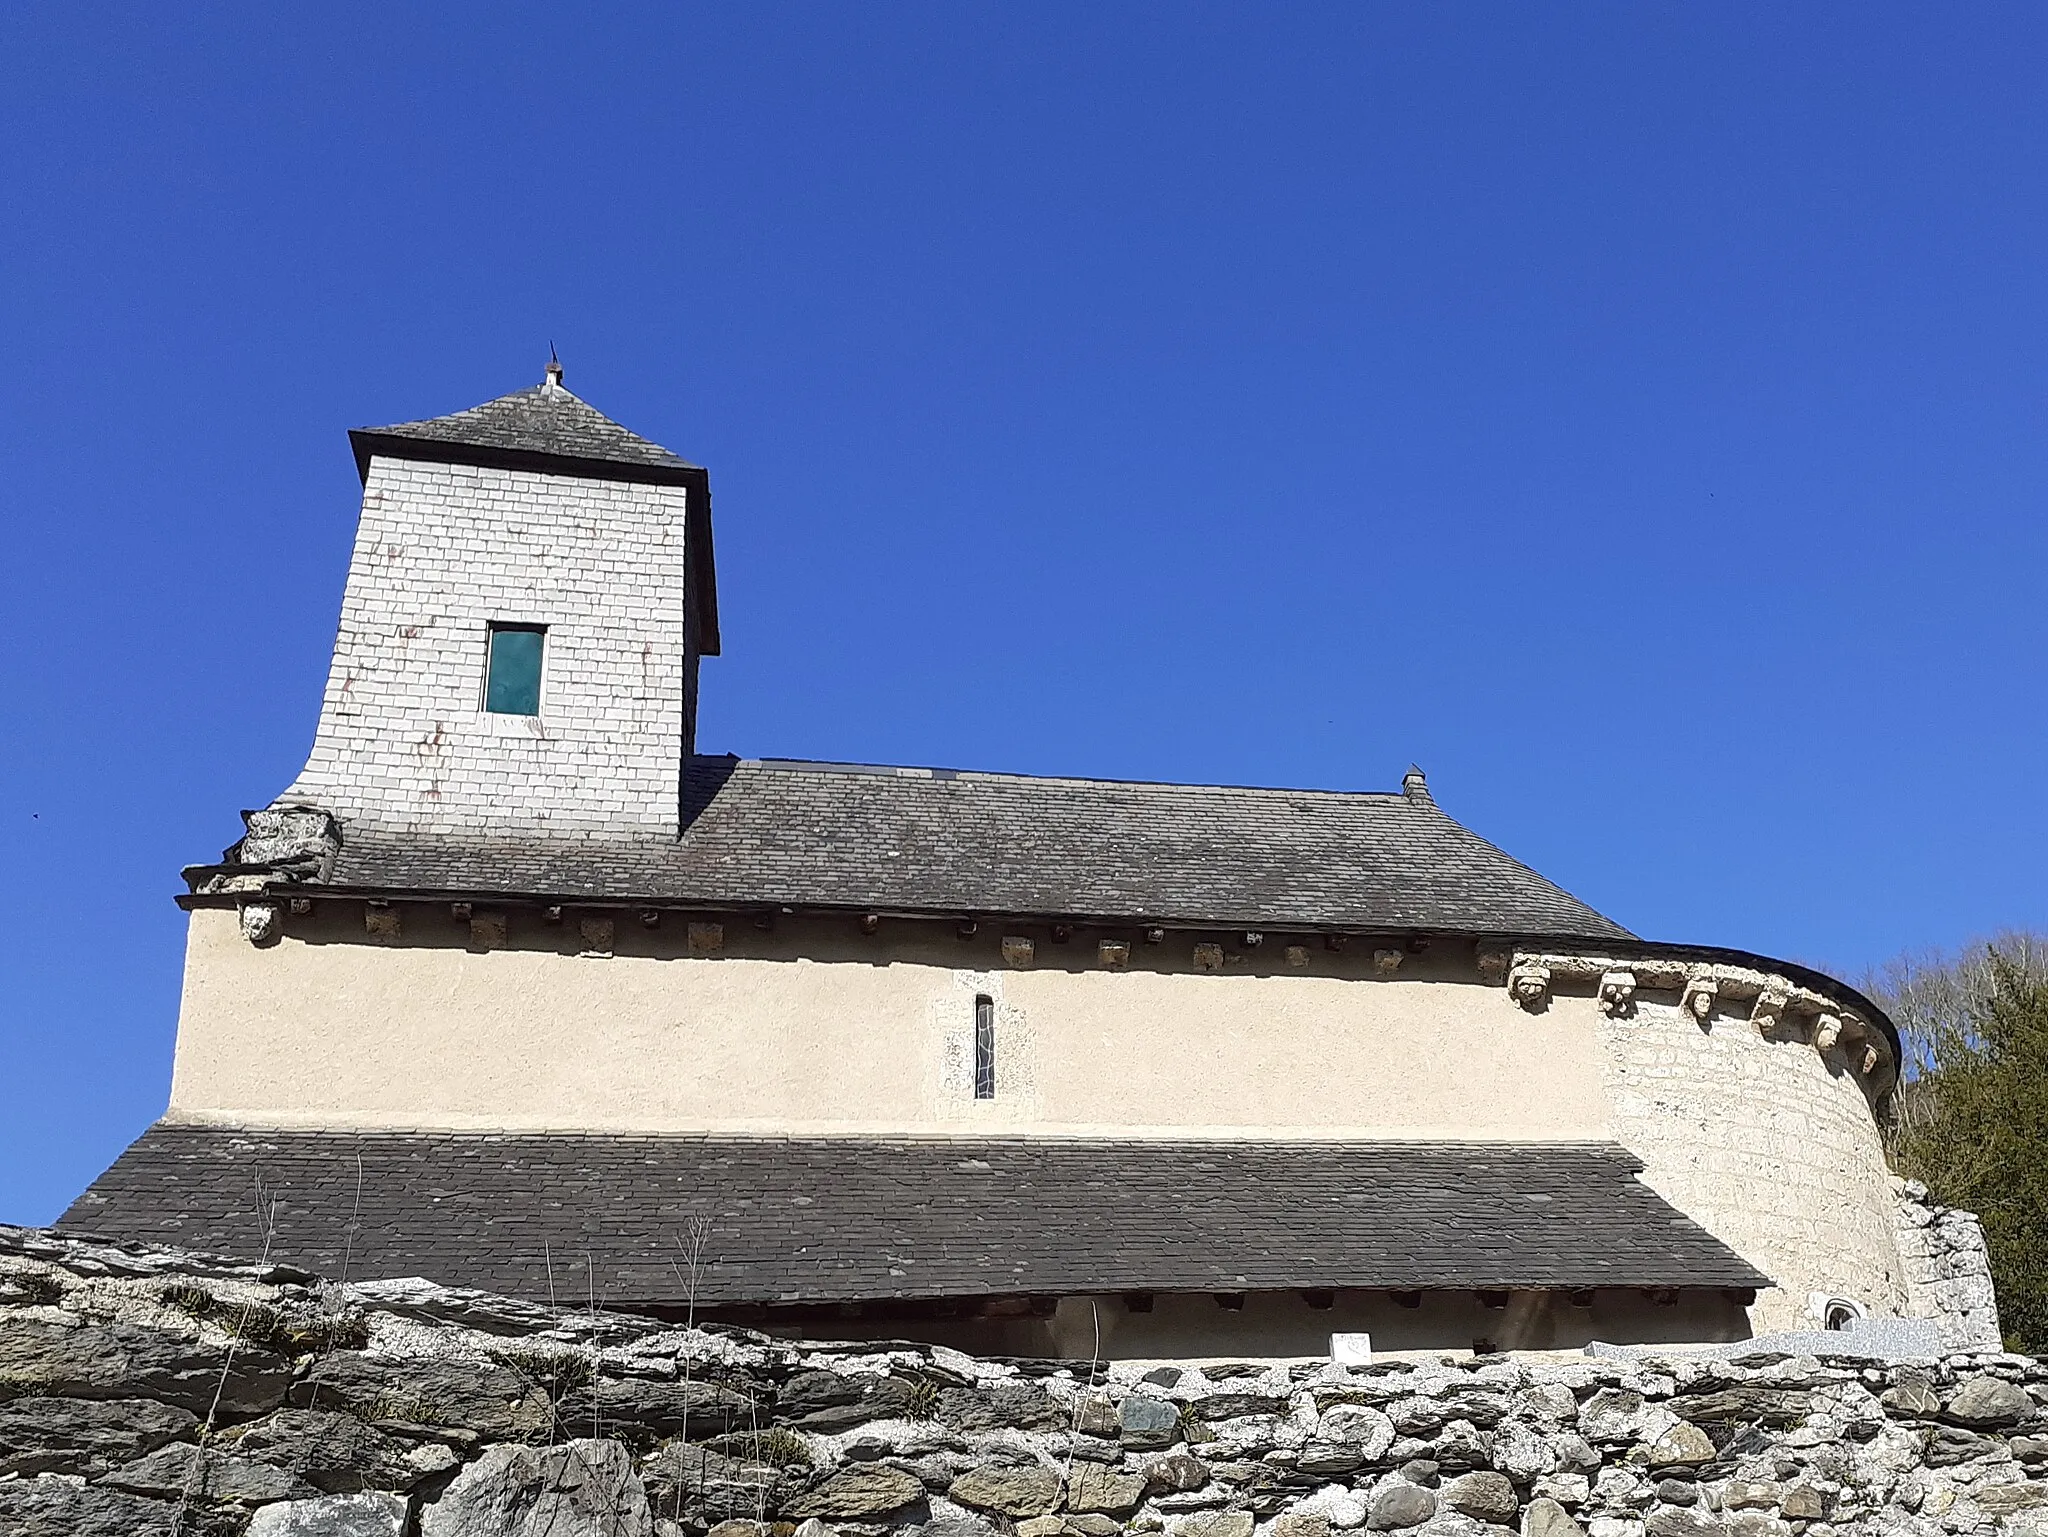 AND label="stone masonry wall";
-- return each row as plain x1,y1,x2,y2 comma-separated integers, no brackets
4,1226,2045,1537
1595,1000,1904,1337
276,455,693,838
1892,1183,2003,1353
